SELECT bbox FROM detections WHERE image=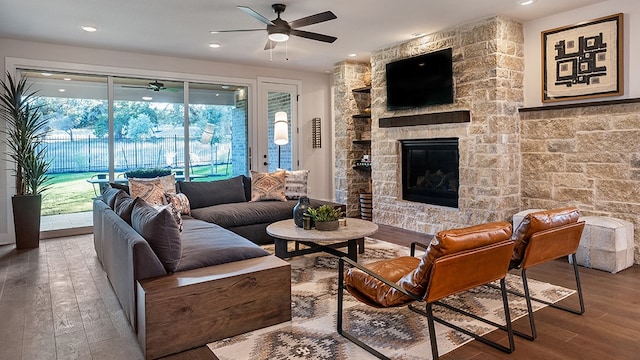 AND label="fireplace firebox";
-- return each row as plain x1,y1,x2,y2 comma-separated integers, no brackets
401,138,459,208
